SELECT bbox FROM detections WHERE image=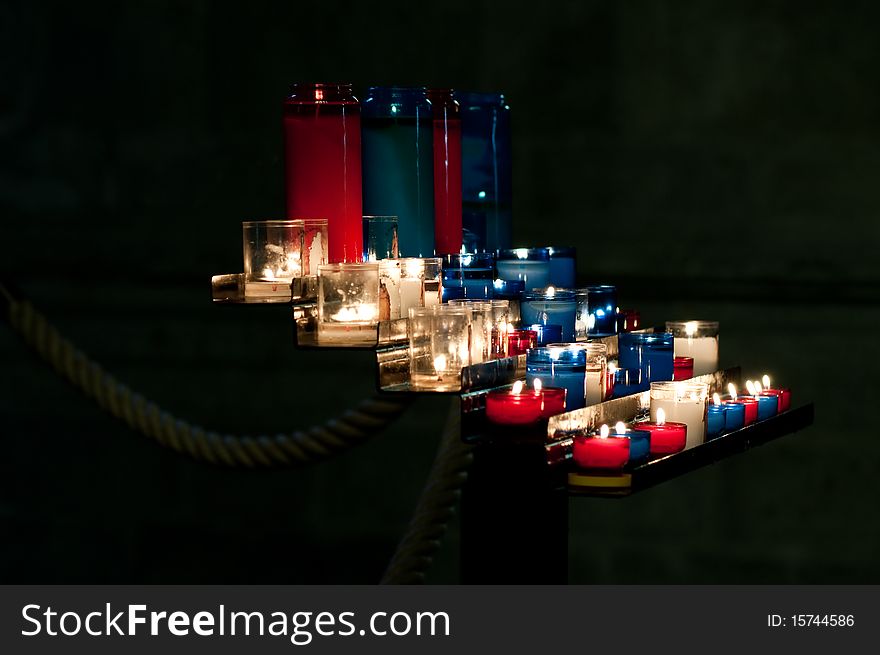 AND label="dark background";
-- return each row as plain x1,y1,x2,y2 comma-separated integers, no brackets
2,0,878,583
